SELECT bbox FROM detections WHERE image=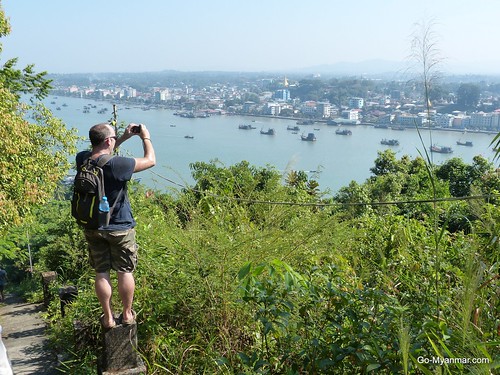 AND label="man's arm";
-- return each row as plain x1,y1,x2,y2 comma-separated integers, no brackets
133,123,156,172
115,123,156,173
